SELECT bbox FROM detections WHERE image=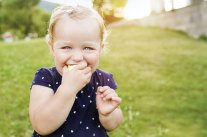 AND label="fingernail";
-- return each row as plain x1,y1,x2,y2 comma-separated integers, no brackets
100,88,103,92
